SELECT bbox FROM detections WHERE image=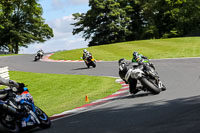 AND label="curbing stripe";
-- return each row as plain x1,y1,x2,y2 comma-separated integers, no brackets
50,79,129,121
42,53,200,63
41,53,103,63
